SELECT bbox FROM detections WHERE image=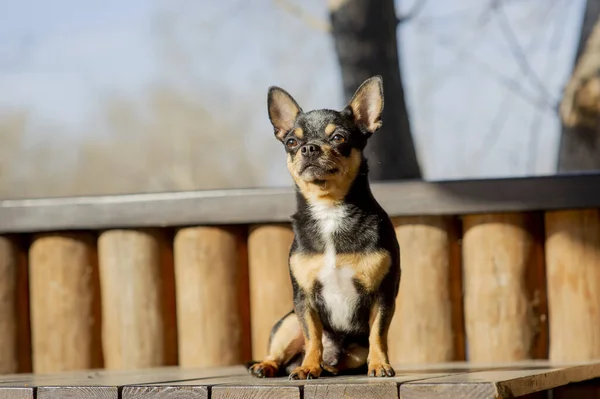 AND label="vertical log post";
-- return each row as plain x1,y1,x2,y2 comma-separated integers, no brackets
247,224,294,360
0,237,18,374
98,229,164,370
546,209,600,361
462,213,548,362
174,226,250,367
389,216,464,363
29,233,101,373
